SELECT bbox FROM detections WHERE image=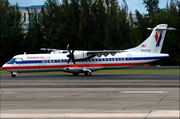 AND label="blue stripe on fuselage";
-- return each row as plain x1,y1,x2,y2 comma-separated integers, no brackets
7,60,42,64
